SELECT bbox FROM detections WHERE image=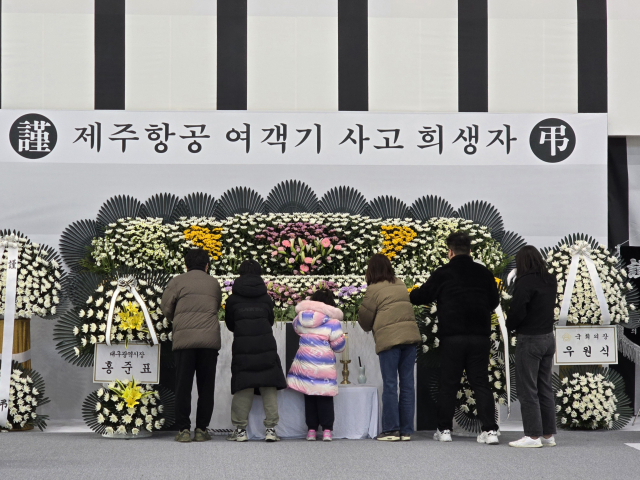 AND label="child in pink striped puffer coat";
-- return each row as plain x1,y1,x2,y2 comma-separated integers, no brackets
287,289,345,442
